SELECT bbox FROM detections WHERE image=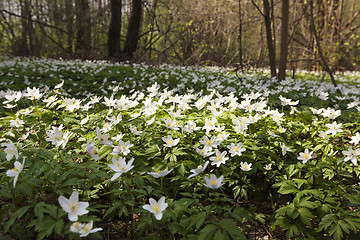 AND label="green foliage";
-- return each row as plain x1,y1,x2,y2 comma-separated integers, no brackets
0,58,360,239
